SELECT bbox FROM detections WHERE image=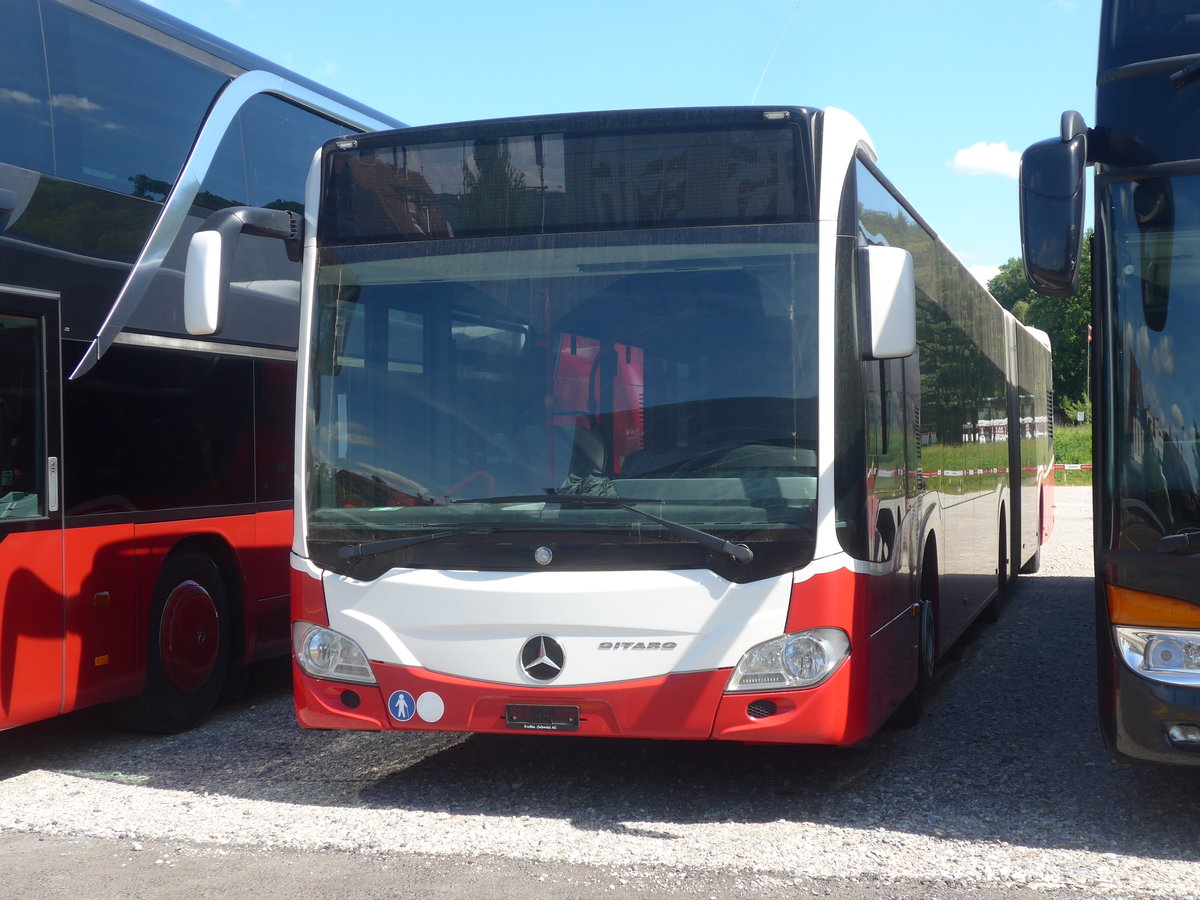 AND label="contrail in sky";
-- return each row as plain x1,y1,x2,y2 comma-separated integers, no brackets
752,6,800,104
